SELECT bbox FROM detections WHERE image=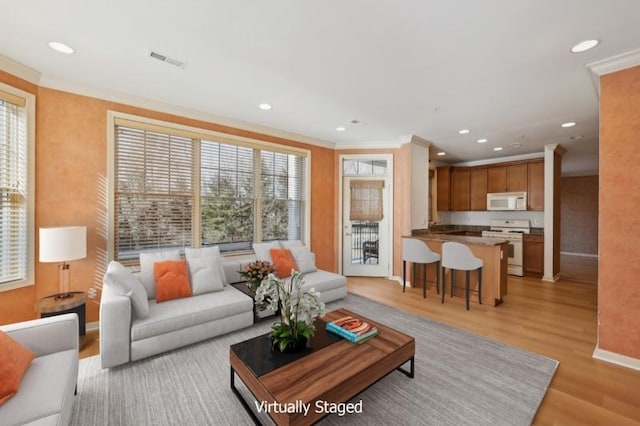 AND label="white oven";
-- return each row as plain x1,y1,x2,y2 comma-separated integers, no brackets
482,219,530,276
